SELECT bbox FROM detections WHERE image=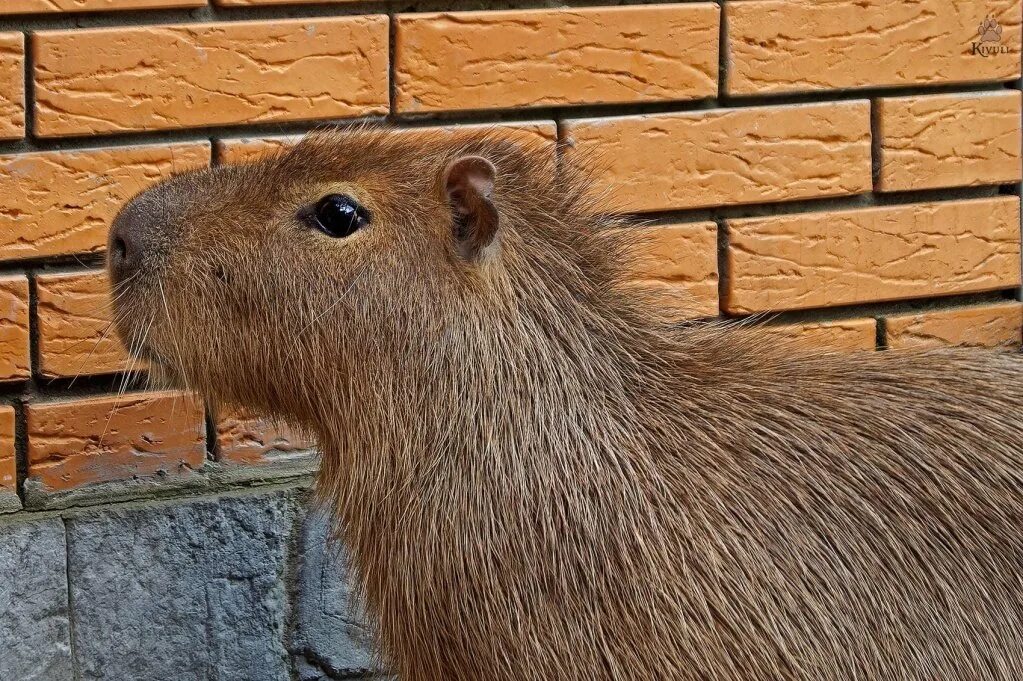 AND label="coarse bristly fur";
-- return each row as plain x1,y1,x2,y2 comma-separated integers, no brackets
108,126,1023,681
